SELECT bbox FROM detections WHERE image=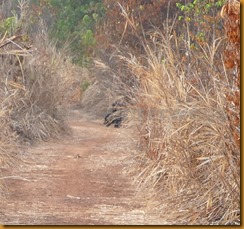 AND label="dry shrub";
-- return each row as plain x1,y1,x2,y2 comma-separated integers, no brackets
221,0,240,149
94,1,182,109
80,81,110,118
0,98,18,196
0,1,85,197
119,2,240,225
97,0,182,55
0,29,72,143
0,36,22,197
0,3,83,141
